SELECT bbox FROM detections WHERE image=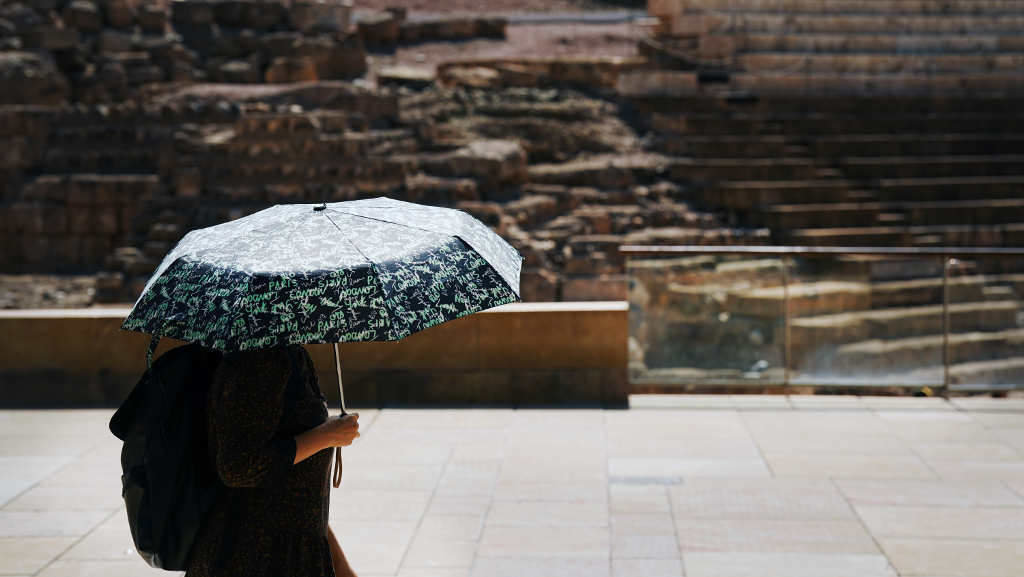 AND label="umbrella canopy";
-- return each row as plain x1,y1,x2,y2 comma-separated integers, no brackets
122,197,523,352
